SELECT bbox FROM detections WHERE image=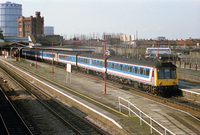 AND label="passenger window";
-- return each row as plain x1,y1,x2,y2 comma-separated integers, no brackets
120,65,123,70
112,63,114,68
146,69,150,76
140,68,143,75
124,65,128,72
97,61,99,66
101,61,104,66
115,64,119,69
130,66,132,72
135,67,138,74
